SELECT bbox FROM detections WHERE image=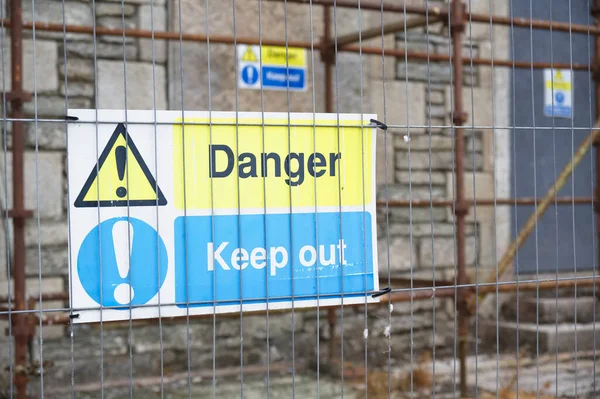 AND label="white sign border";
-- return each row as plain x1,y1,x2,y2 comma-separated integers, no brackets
67,109,380,324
